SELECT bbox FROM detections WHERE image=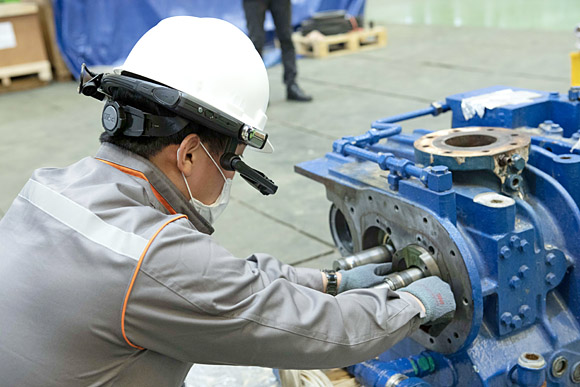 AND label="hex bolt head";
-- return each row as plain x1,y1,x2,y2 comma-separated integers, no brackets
509,276,521,289
501,312,513,326
510,235,521,248
500,246,512,259
431,166,448,175
511,316,523,329
511,154,526,171
519,305,531,320
546,272,557,286
519,239,529,252
545,253,556,266
518,265,529,278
